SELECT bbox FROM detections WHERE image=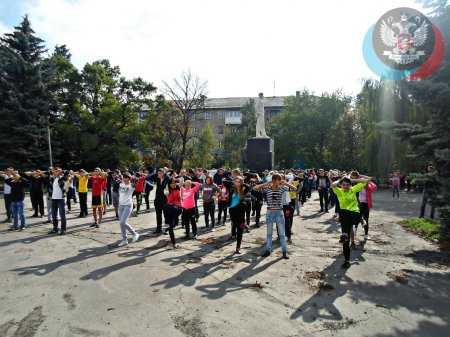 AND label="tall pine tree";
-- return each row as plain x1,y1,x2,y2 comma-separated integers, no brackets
0,16,52,169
